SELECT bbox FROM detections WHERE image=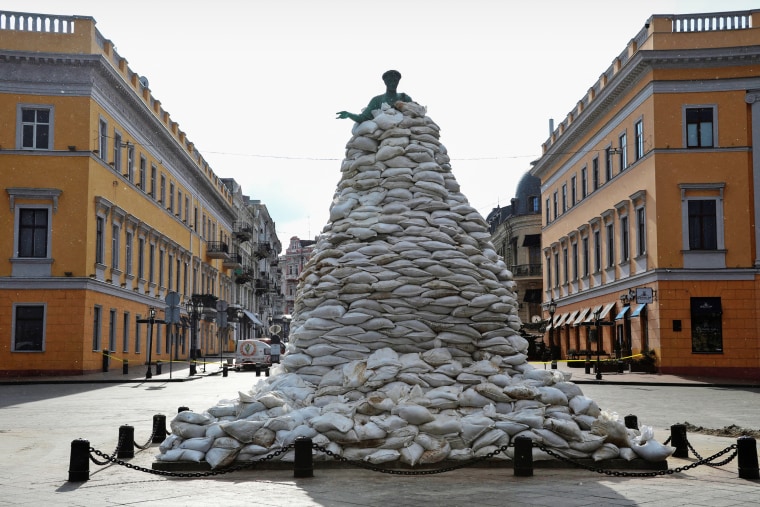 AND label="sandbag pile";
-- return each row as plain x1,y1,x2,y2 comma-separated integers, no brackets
156,101,673,467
